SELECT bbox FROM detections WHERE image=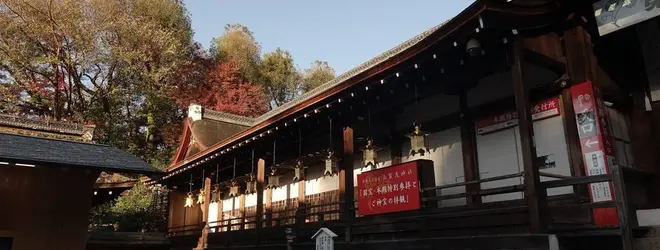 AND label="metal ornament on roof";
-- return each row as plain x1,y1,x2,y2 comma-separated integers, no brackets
362,137,378,169
184,173,194,208
324,150,339,177
196,189,205,205
407,122,429,156
246,149,257,194
292,159,306,182
211,184,222,203
228,180,241,198
267,168,280,189
245,174,257,194
185,192,194,208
